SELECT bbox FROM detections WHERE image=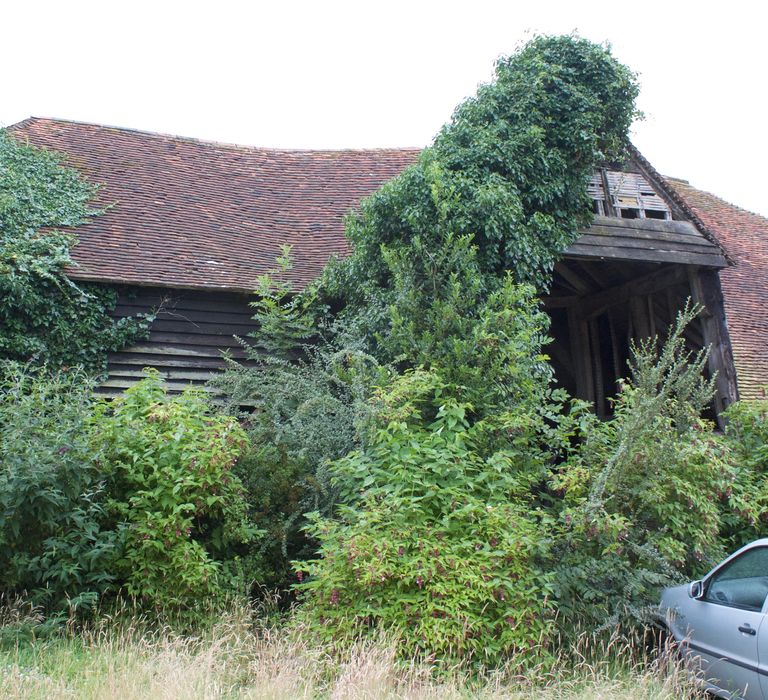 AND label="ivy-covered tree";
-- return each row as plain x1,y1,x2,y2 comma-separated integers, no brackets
290,35,644,663
0,131,150,373
320,35,639,355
